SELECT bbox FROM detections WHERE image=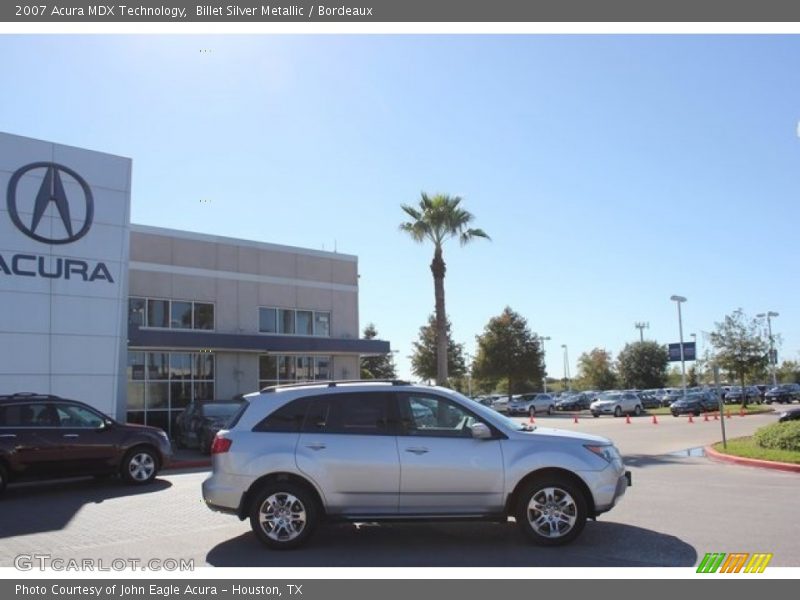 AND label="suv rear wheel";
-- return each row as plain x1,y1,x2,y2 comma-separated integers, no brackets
250,482,319,550
515,475,587,546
